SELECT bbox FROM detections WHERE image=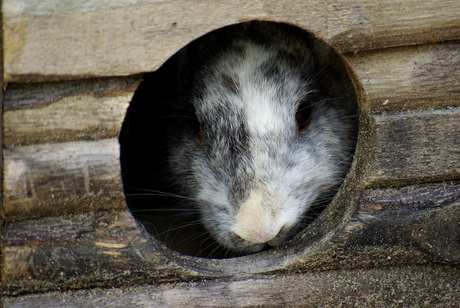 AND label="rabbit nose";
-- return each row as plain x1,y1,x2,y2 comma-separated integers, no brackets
232,190,285,244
